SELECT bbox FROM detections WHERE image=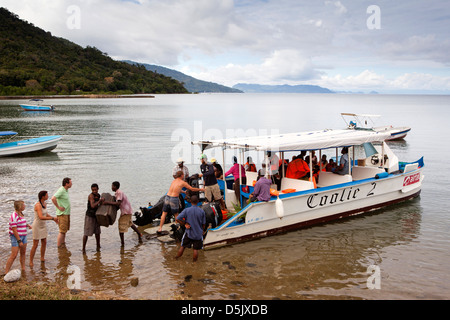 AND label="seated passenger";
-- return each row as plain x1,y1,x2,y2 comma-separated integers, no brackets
333,147,349,175
258,163,266,178
286,154,310,179
248,175,271,203
326,158,336,172
321,154,328,169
